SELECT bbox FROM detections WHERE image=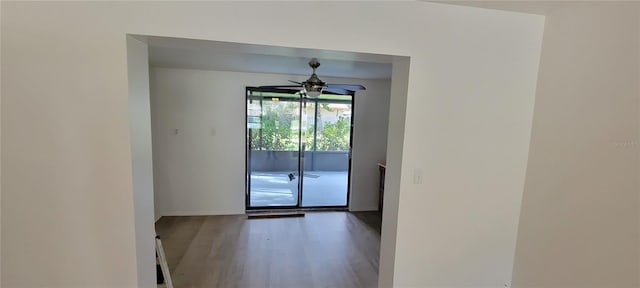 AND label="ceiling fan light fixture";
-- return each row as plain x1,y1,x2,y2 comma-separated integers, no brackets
304,84,323,98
